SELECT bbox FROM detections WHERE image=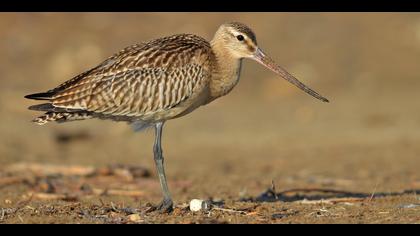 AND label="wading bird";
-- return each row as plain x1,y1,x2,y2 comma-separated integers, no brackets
25,22,328,213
